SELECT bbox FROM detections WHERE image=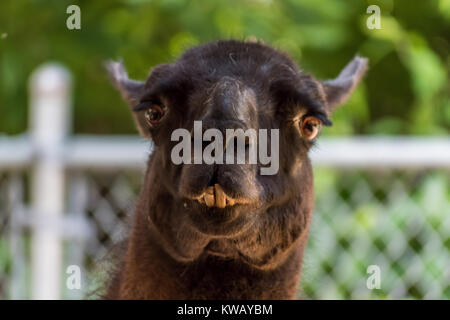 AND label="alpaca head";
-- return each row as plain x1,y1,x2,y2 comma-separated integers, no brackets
107,40,367,263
